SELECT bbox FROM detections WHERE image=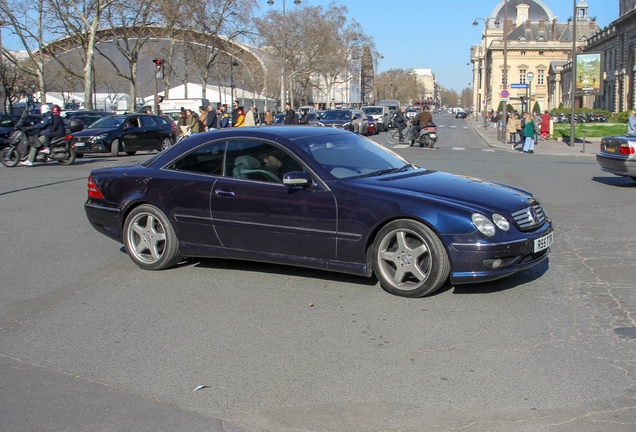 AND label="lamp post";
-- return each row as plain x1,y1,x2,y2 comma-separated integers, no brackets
267,0,300,112
230,59,239,112
473,15,501,128
569,0,577,147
